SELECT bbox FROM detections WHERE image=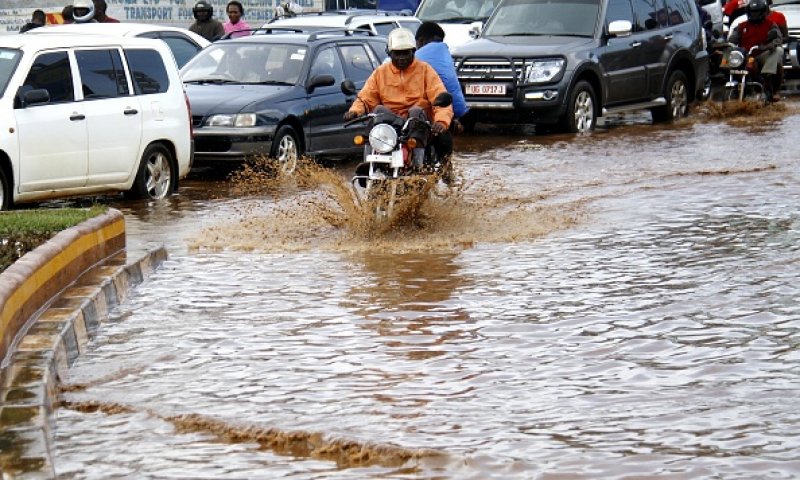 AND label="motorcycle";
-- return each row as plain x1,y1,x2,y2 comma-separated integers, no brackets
711,41,769,102
345,91,453,220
